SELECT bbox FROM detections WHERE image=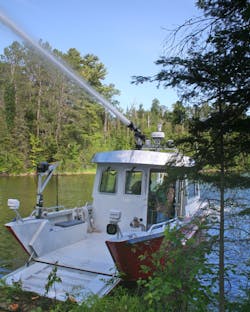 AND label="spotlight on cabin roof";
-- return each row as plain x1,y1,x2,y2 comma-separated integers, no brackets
151,123,165,148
